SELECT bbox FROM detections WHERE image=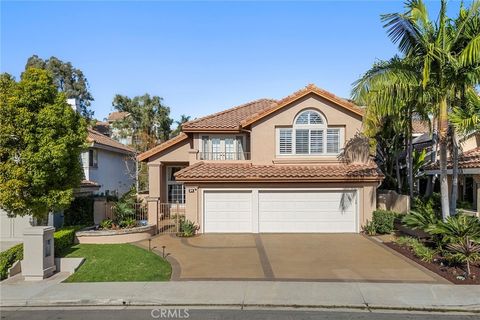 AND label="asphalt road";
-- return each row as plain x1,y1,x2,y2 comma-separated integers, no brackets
0,308,478,320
